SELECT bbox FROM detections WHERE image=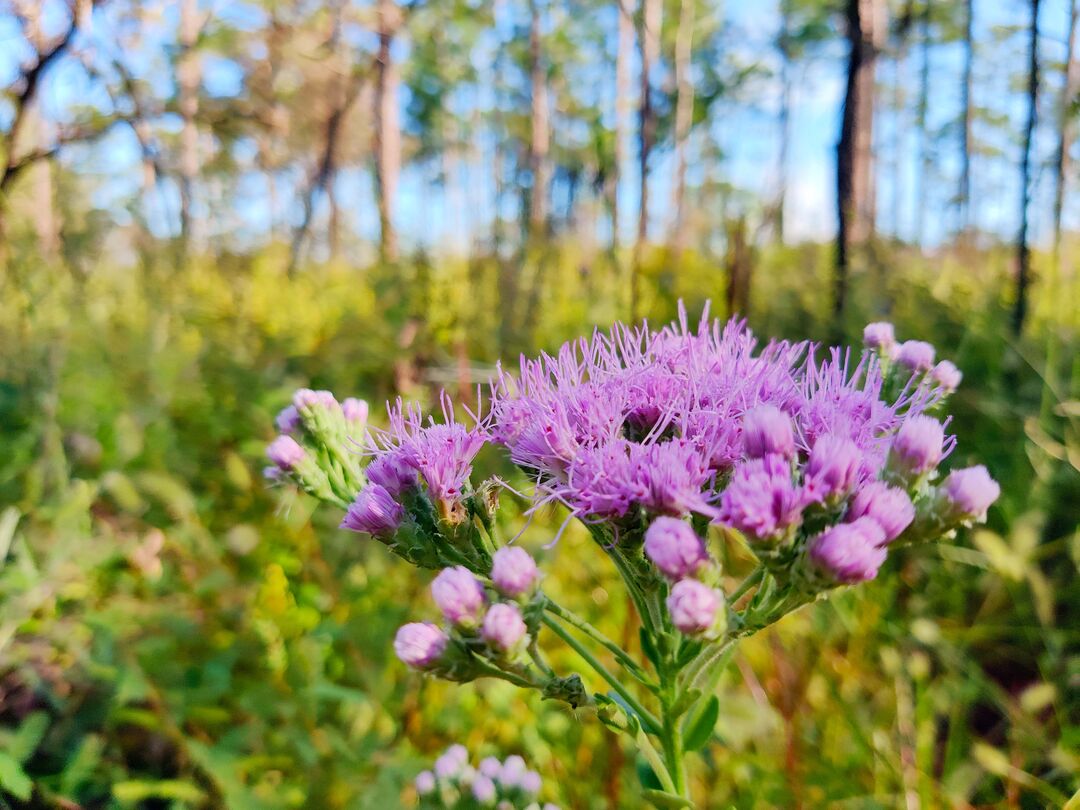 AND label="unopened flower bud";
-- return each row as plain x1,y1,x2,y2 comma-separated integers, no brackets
472,775,497,804
890,416,945,477
930,360,962,393
275,405,301,434
342,397,369,426
804,435,862,501
666,579,723,637
414,771,436,795
896,340,936,372
431,566,486,627
267,435,306,471
481,603,528,652
490,546,540,597
807,518,887,584
847,482,915,543
393,622,448,669
863,322,896,351
941,465,1000,521
644,516,709,580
